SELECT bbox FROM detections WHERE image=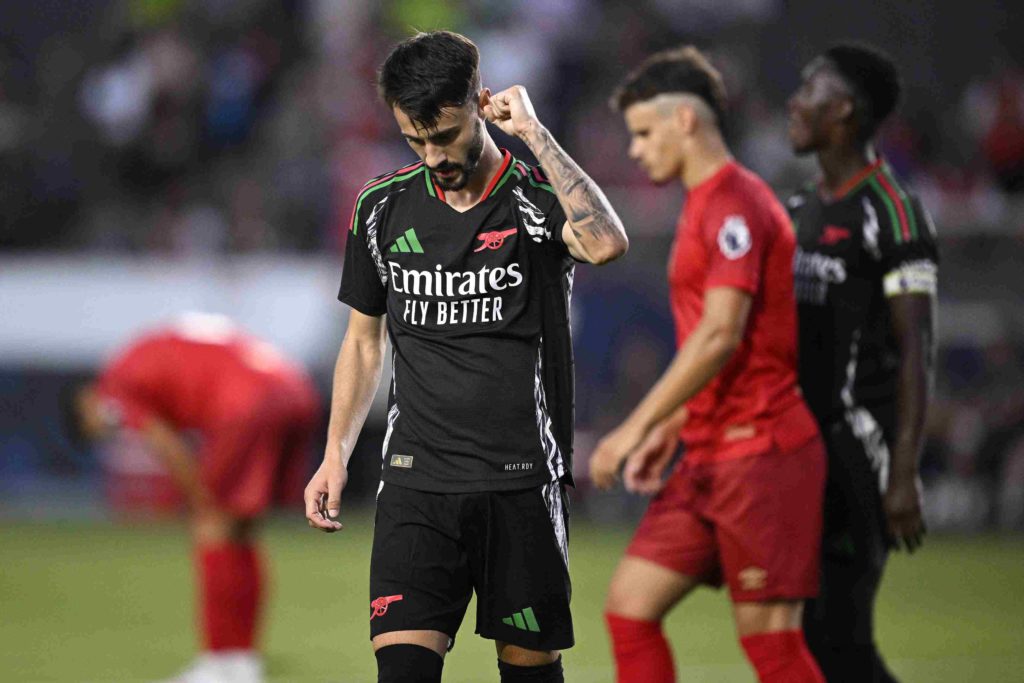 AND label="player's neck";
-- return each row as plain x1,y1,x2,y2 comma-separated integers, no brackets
444,138,504,211
680,135,733,191
817,144,876,195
